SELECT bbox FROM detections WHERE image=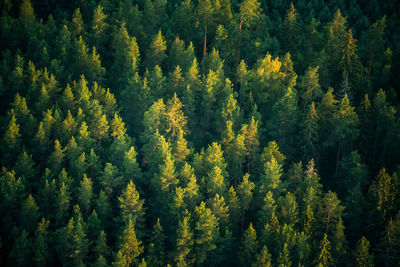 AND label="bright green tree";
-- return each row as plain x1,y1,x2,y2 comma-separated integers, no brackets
194,201,219,264
175,214,194,266
114,217,143,266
